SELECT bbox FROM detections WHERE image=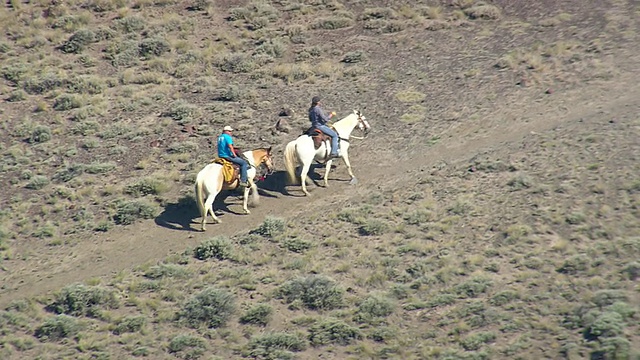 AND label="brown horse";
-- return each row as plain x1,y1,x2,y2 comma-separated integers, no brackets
195,147,274,231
